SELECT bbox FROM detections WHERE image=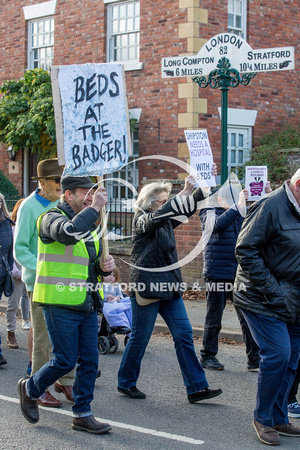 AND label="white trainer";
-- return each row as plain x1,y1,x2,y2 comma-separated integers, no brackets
22,320,31,331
